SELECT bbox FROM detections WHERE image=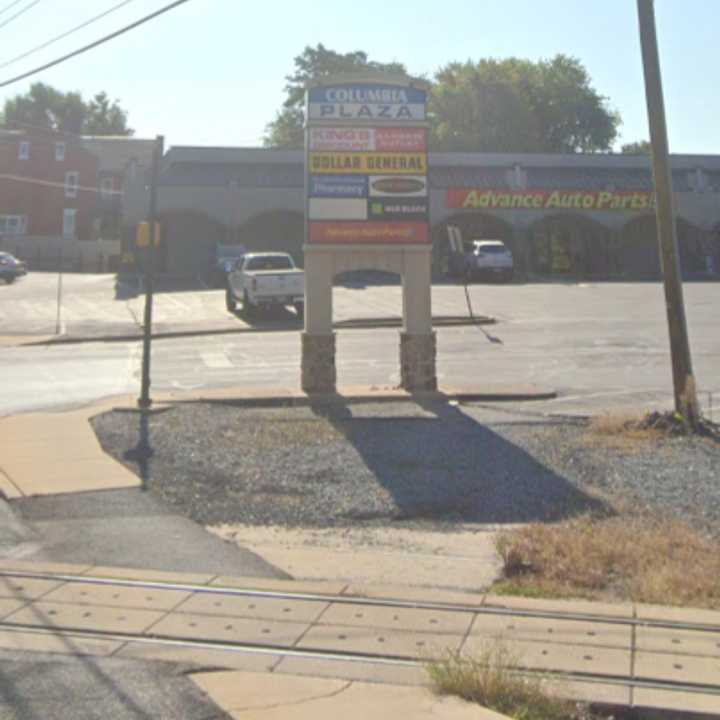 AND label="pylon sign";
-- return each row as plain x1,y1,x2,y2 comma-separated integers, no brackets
306,79,430,246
